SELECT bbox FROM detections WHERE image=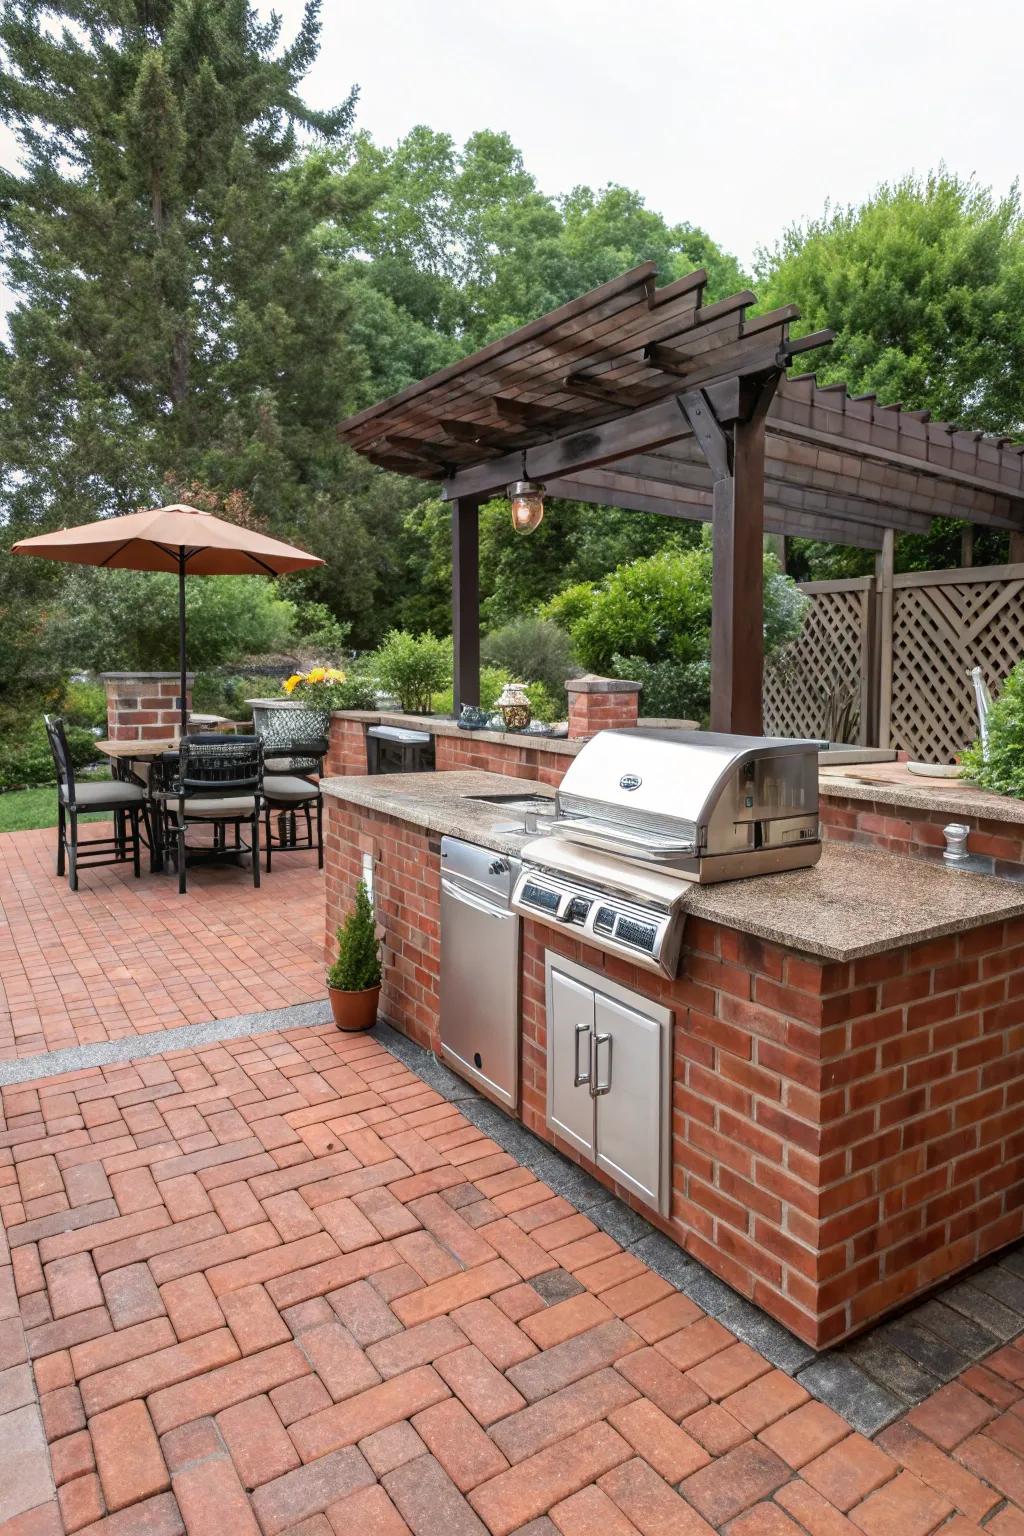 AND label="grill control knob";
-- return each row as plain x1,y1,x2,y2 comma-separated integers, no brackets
489,858,508,875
